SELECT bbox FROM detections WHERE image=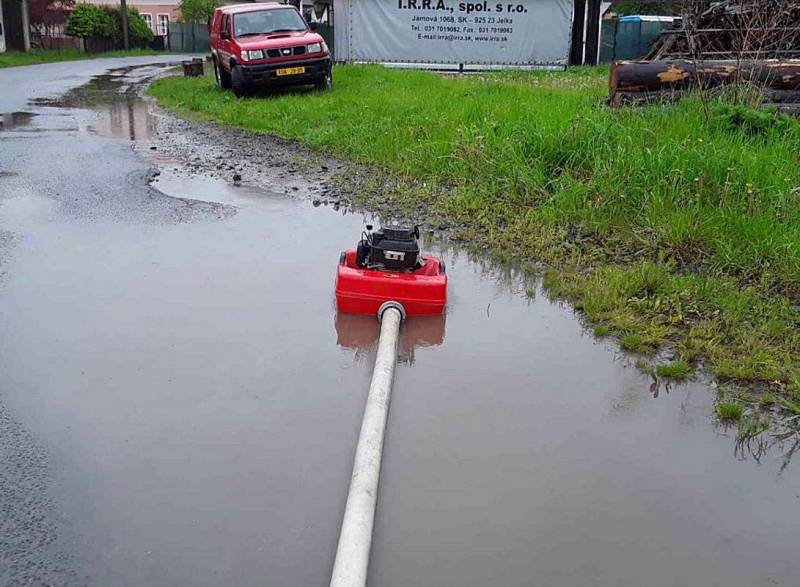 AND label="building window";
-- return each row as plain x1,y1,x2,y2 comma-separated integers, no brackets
157,14,170,36
141,13,153,32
